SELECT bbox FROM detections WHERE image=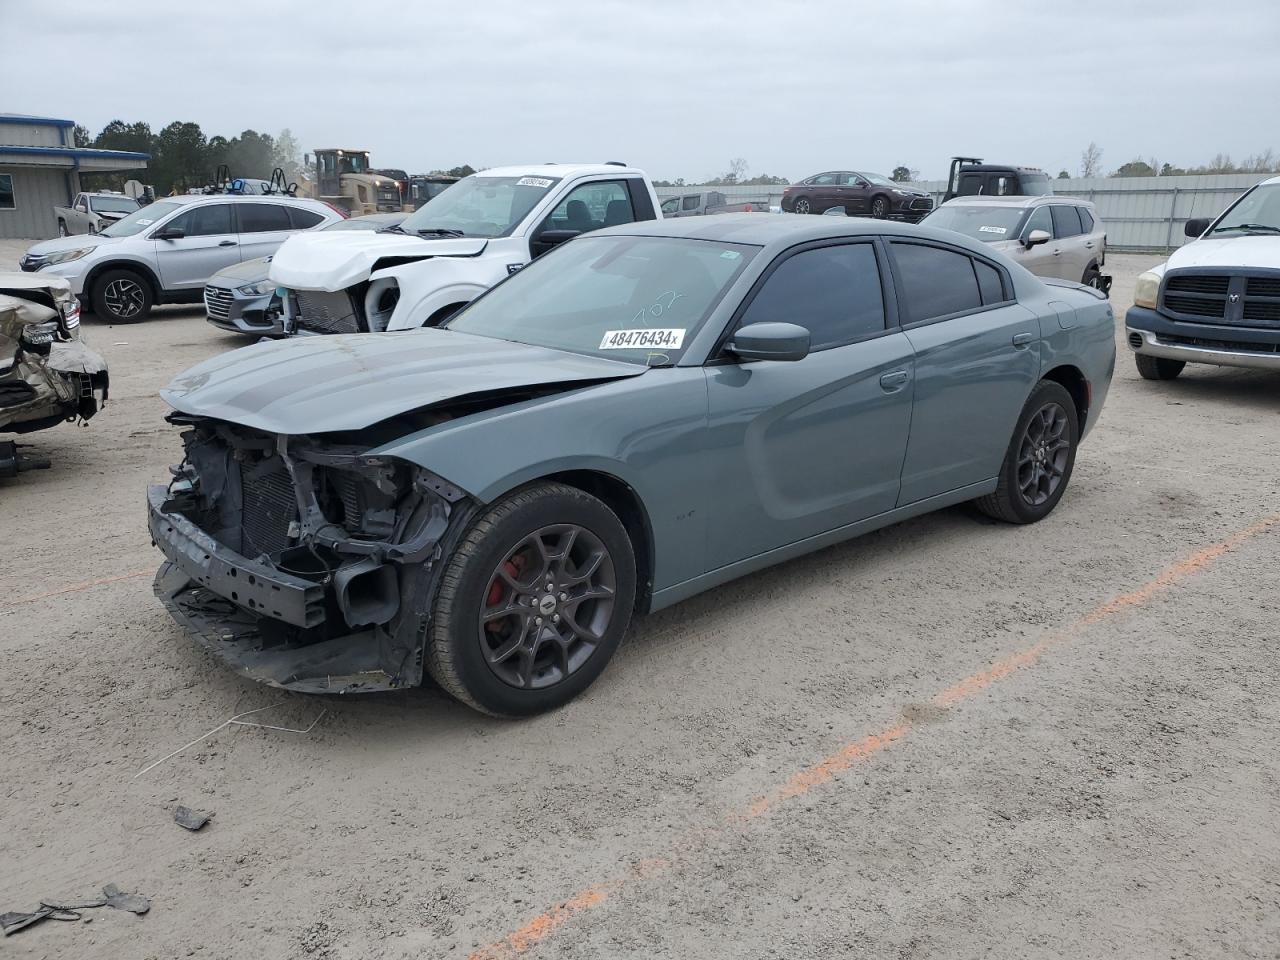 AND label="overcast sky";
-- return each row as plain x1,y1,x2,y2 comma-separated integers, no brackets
4,0,1278,183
